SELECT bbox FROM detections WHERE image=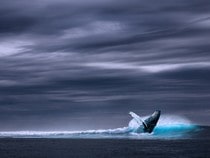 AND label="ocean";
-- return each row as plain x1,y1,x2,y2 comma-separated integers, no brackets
0,115,209,157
